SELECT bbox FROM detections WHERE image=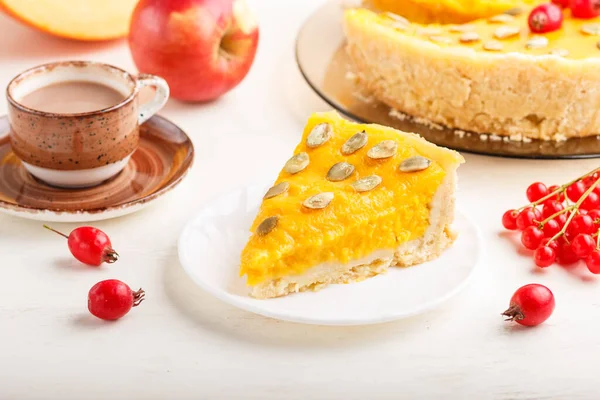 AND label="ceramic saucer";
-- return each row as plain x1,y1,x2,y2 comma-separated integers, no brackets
0,114,194,222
